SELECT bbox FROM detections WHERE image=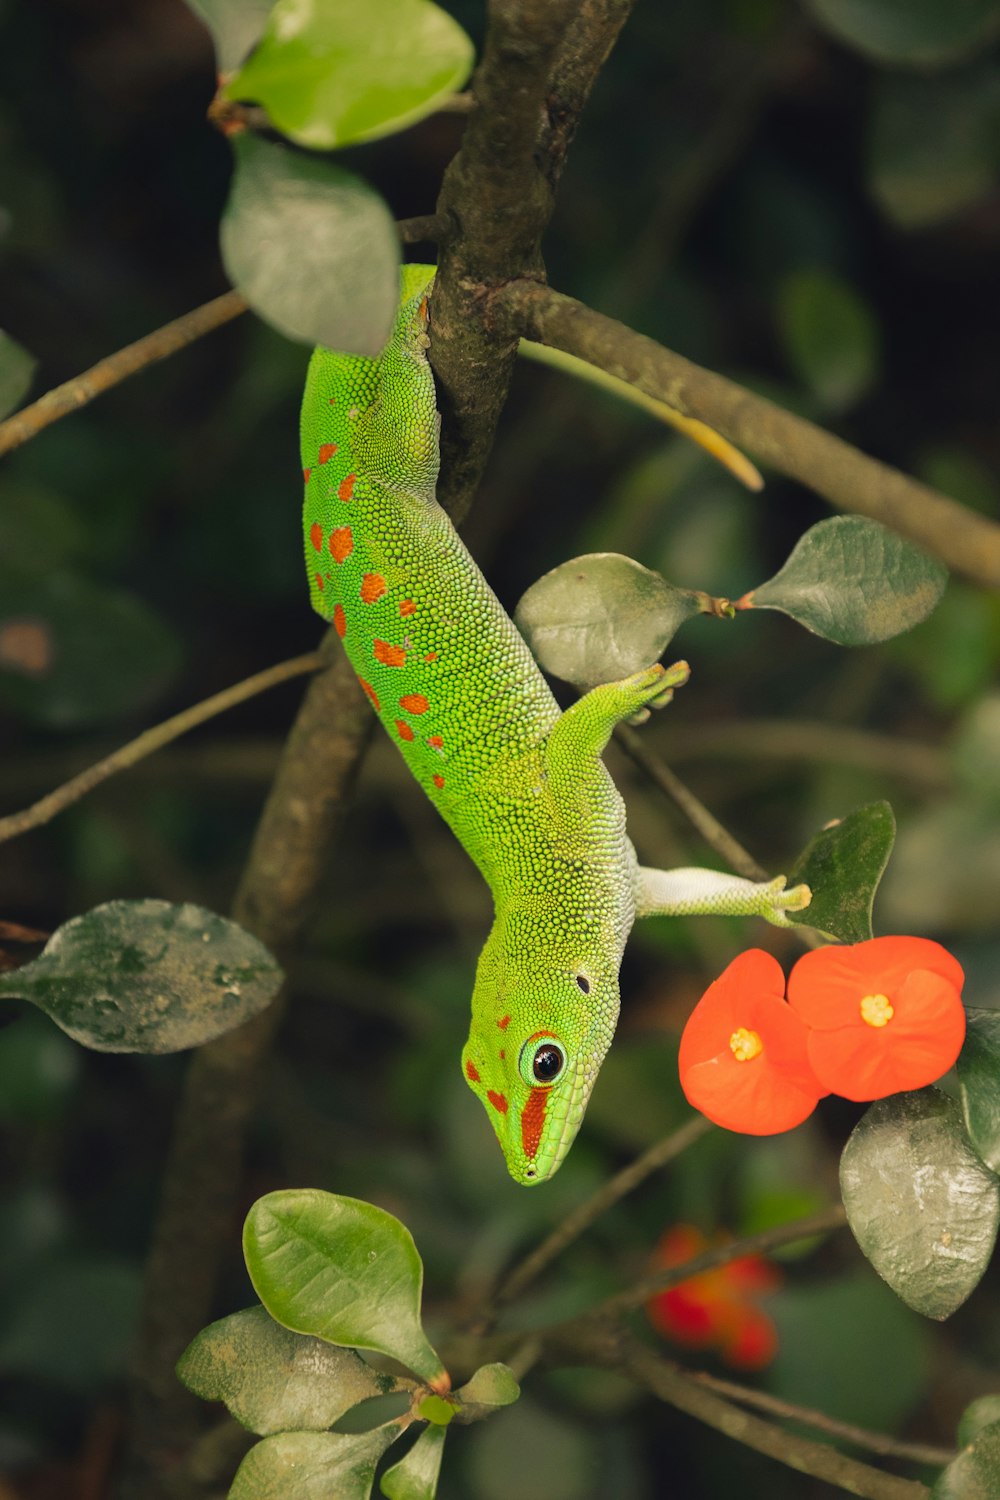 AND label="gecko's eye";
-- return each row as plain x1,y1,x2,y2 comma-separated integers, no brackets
575,974,590,994
519,1034,567,1087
